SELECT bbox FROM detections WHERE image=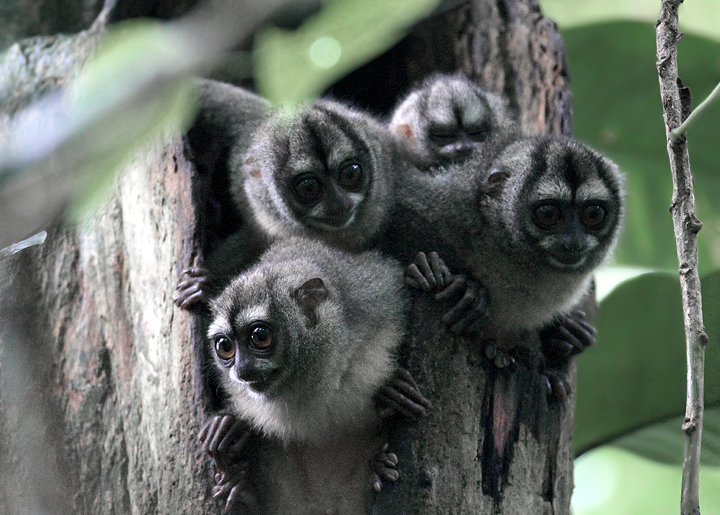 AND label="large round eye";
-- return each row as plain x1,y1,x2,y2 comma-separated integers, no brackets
293,175,324,204
214,337,235,361
337,162,364,191
581,204,606,228
533,204,563,229
249,323,273,351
